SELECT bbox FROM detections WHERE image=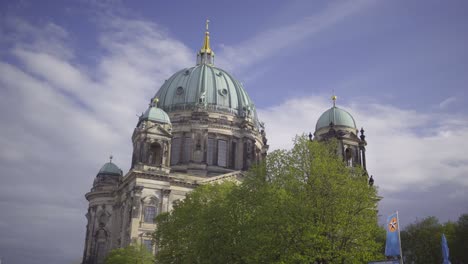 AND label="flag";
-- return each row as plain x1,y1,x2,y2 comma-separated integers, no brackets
442,233,451,264
385,212,401,257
